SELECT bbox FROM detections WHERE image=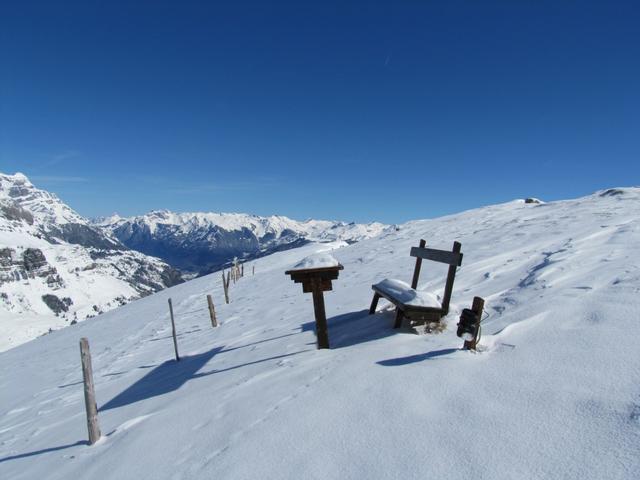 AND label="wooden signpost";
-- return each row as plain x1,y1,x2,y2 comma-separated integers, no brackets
285,263,344,349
